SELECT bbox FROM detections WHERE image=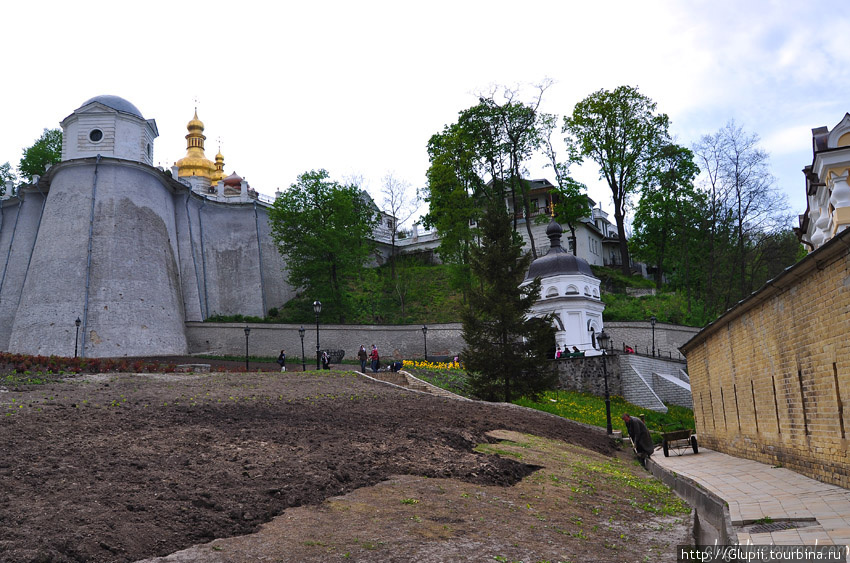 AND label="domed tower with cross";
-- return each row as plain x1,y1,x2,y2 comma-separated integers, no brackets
520,208,605,356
